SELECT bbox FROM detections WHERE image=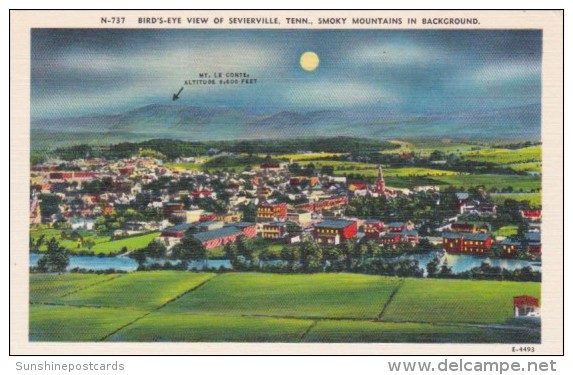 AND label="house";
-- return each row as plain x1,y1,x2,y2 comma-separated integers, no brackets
363,219,384,239
164,202,184,218
387,221,415,233
314,219,357,245
450,222,491,234
500,238,521,256
218,211,242,223
158,223,193,248
192,227,244,250
380,230,419,245
226,222,257,238
401,230,420,244
380,232,402,245
287,210,313,225
256,201,287,222
442,232,493,255
199,211,218,222
525,232,542,255
70,217,95,231
260,222,288,239
521,209,542,222
513,295,540,317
